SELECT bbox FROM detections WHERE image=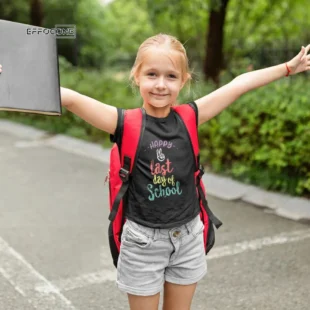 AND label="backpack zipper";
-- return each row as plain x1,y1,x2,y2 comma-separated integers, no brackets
104,169,110,186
